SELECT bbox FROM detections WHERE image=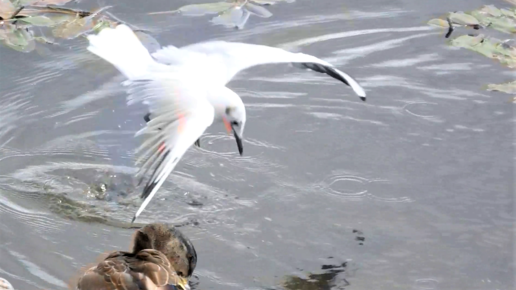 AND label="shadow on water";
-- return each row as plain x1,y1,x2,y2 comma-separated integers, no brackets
182,260,353,290
281,262,350,290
